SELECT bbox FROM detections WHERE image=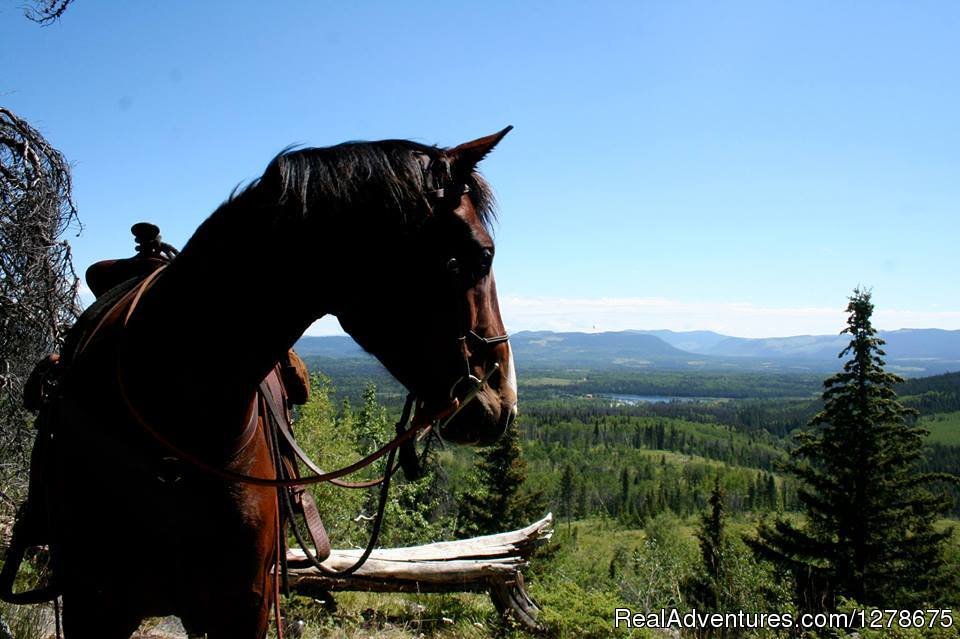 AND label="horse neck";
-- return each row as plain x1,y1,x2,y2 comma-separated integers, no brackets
125,204,324,432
